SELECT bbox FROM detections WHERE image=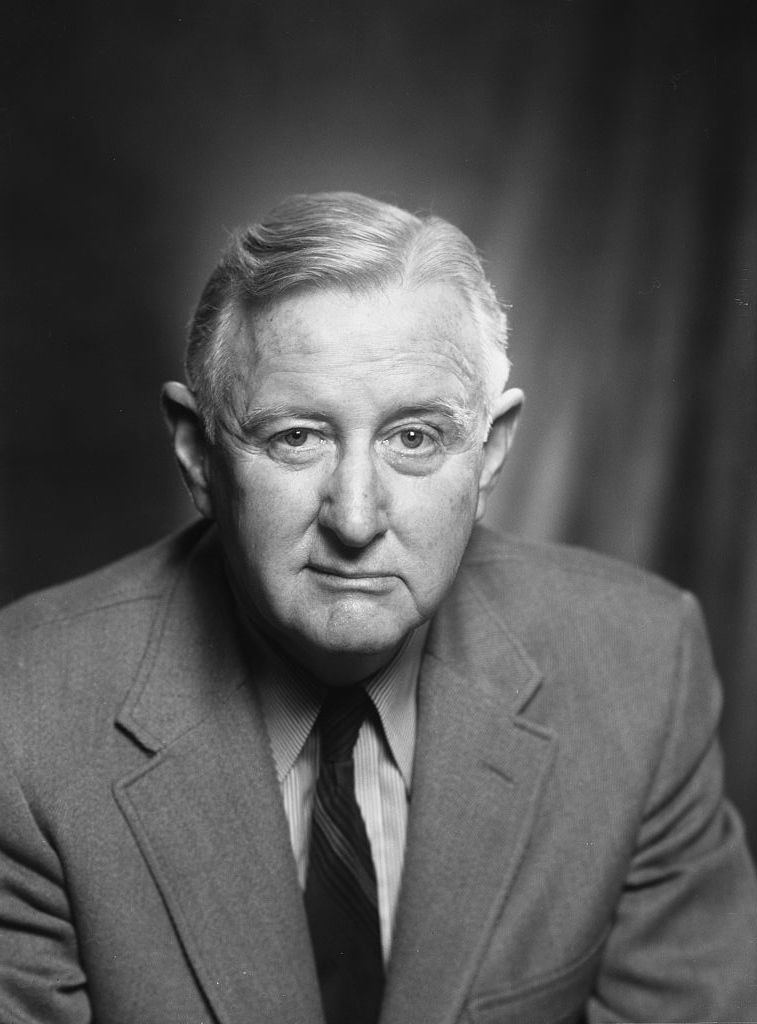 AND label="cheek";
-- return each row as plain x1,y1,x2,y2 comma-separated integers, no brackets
398,470,480,561
219,466,321,552
409,459,480,522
